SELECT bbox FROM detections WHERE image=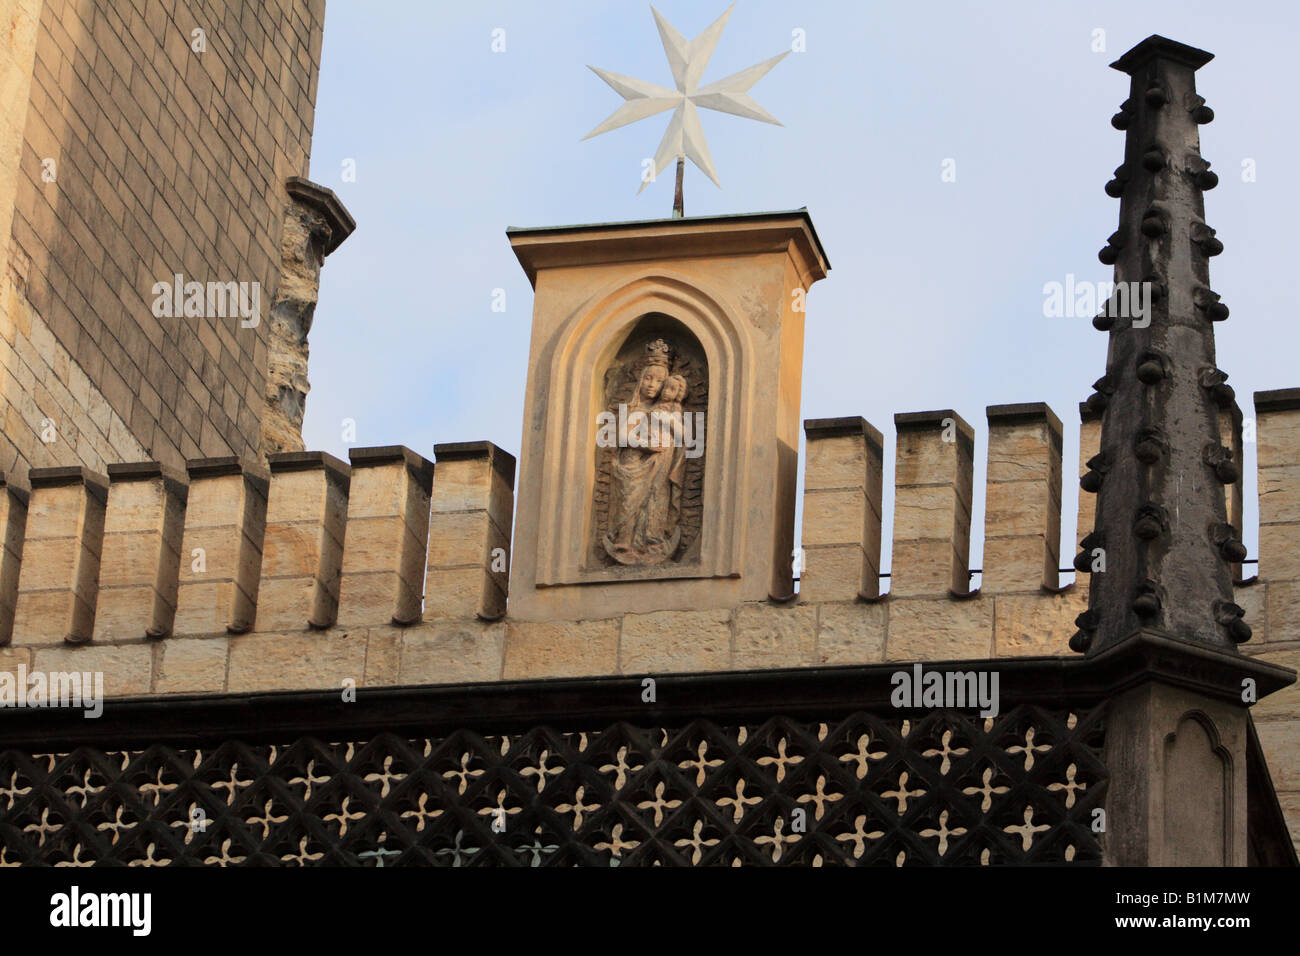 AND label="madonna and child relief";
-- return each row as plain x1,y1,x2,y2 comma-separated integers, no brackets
593,334,707,568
